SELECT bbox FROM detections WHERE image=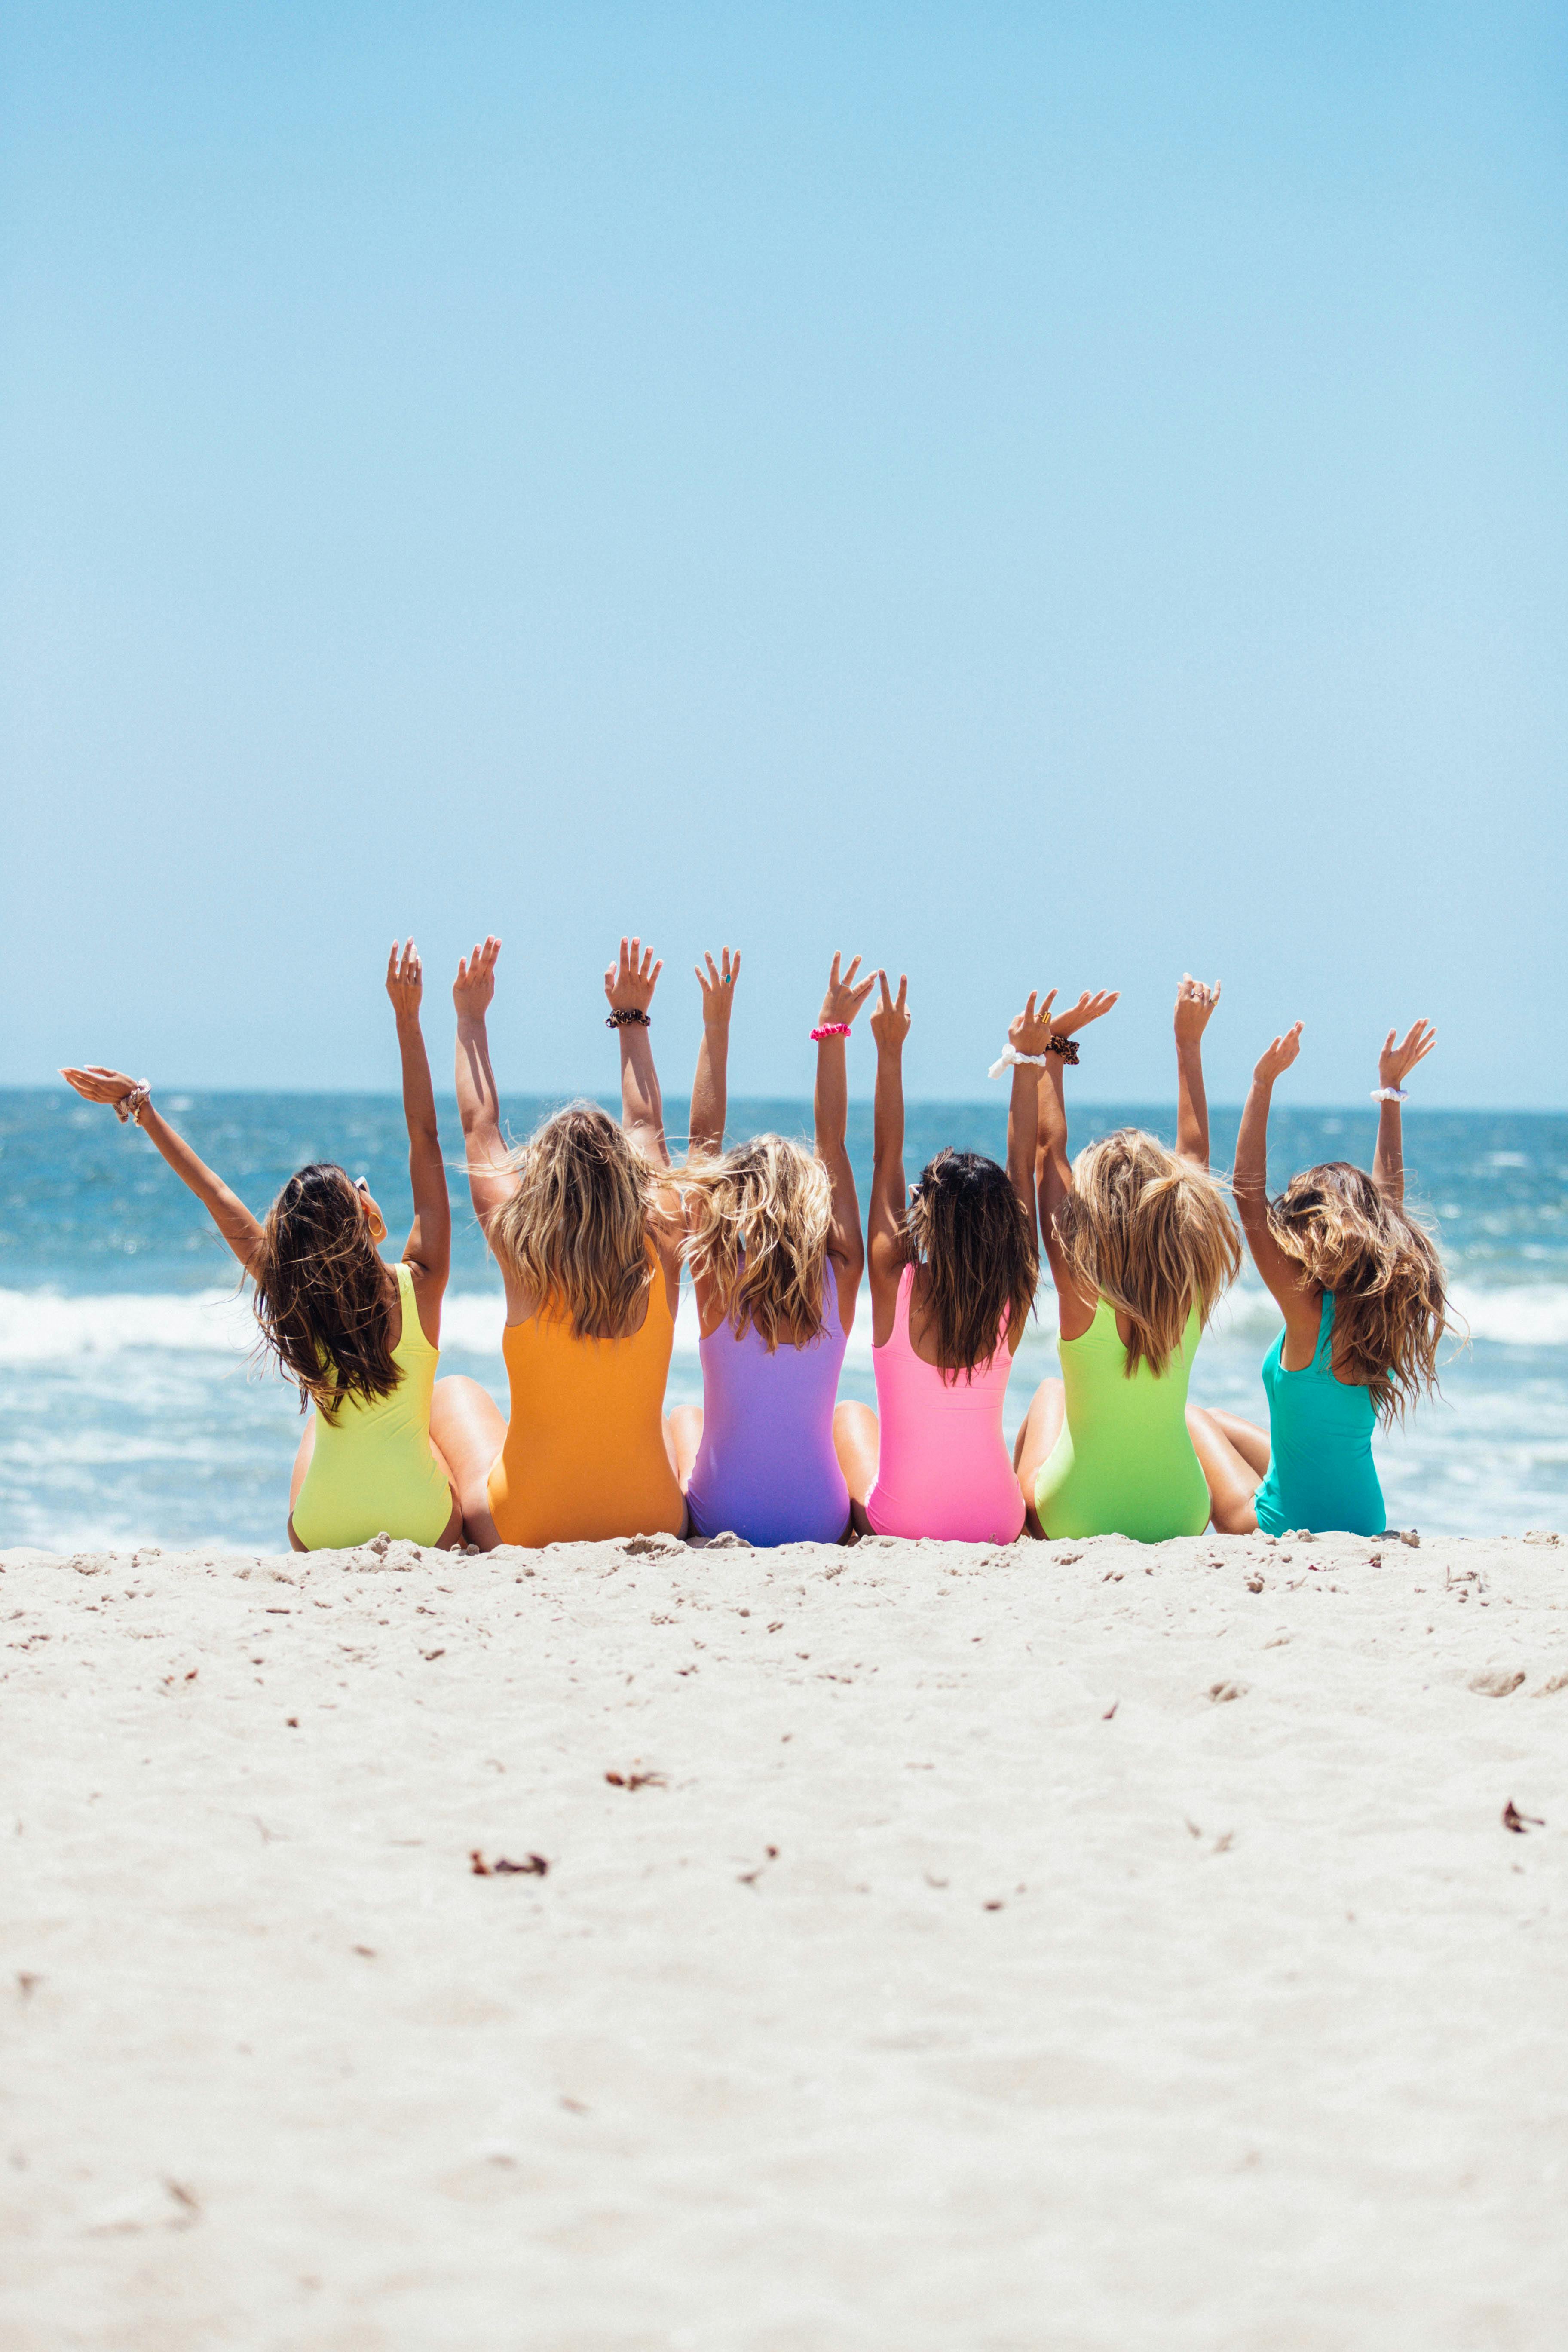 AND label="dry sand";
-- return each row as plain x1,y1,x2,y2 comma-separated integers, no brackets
4,1524,1568,2350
